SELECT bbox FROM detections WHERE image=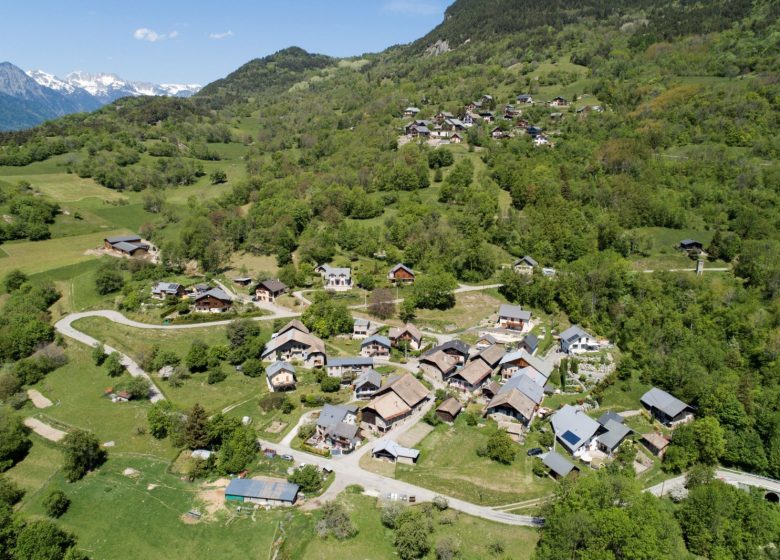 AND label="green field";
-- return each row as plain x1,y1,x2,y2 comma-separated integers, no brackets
393,416,556,506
